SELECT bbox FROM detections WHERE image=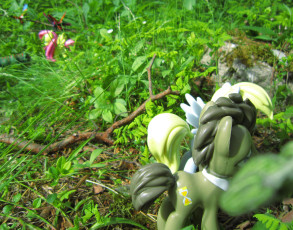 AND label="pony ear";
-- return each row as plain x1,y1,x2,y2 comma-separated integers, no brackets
229,125,252,164
213,116,232,158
